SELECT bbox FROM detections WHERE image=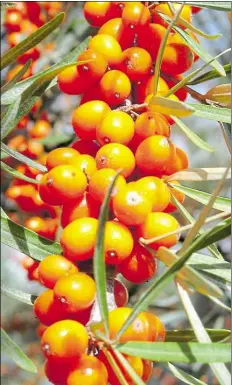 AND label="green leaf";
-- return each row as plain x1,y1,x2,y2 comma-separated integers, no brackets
116,342,231,363
1,142,47,172
188,103,231,123
188,64,231,85
1,13,65,70
188,253,231,284
181,2,232,11
149,95,195,117
1,282,36,306
102,349,129,385
166,329,231,342
172,117,215,152
1,98,21,139
1,59,32,94
1,215,62,261
1,328,37,373
169,184,231,212
167,363,208,385
1,162,40,185
40,133,75,150
166,167,231,182
93,170,122,338
1,37,91,105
